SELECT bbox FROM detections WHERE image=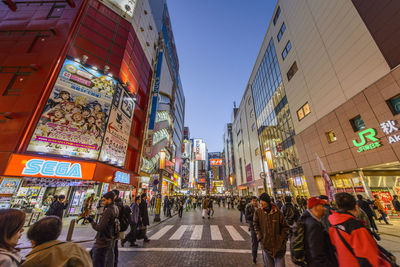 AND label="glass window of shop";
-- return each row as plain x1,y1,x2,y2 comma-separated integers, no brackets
251,39,303,193
364,175,400,215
